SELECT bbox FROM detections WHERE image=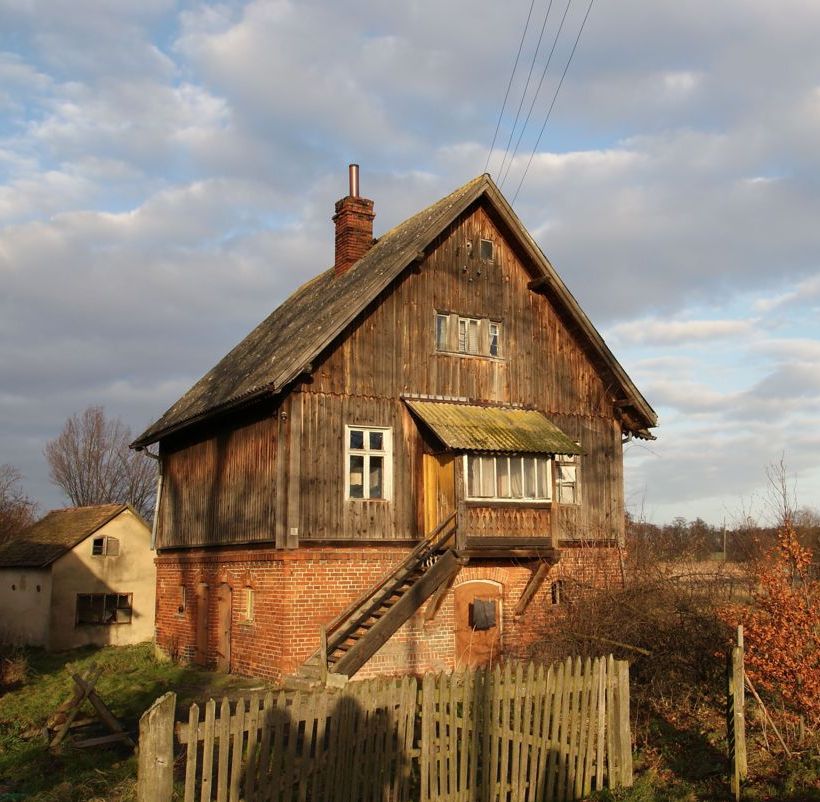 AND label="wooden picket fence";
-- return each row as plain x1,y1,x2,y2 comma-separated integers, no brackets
137,656,632,802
